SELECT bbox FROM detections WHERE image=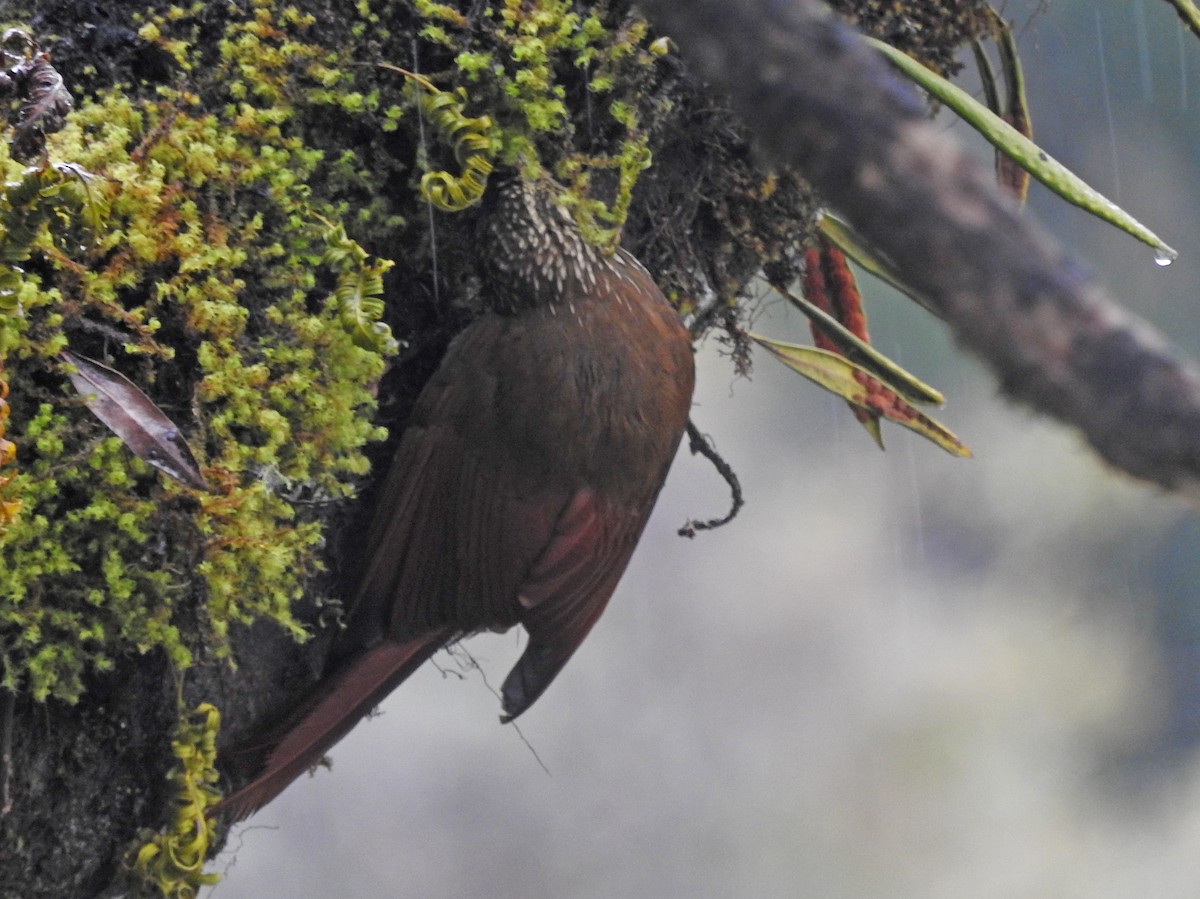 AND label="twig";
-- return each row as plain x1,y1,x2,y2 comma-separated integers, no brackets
678,418,744,537
448,643,550,775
